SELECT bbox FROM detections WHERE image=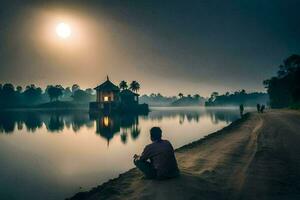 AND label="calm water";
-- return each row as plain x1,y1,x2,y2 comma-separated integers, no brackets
0,107,249,200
